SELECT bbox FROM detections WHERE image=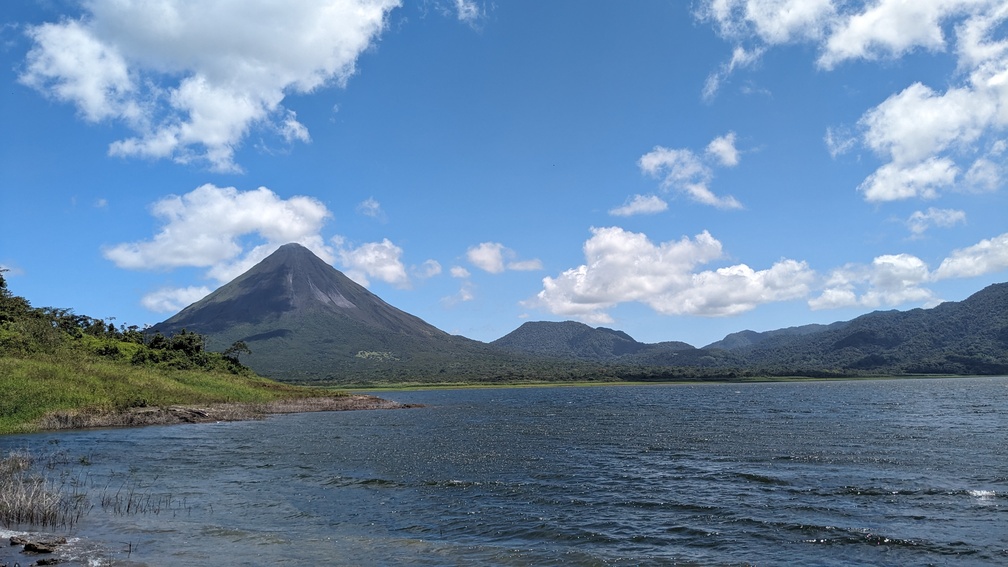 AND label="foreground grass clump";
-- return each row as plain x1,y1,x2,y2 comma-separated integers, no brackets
0,449,86,529
0,270,345,435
